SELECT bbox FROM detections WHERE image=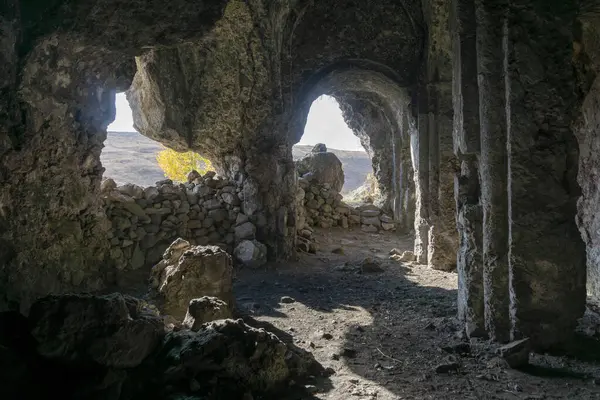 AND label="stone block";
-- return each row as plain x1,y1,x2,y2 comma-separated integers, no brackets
234,240,267,268
182,296,232,330
150,240,233,319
